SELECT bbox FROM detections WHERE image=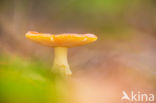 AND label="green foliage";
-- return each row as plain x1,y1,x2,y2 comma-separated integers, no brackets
0,54,70,103
60,0,130,14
